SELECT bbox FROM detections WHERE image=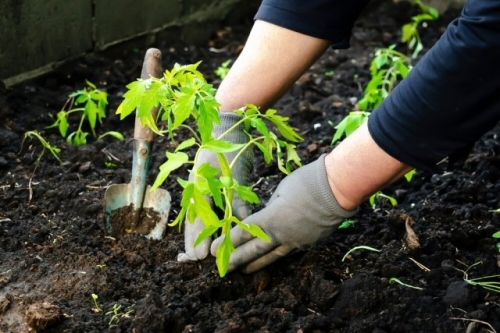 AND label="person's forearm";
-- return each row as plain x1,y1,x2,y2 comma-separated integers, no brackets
325,122,412,211
216,20,330,112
